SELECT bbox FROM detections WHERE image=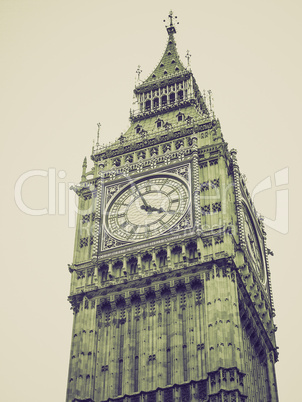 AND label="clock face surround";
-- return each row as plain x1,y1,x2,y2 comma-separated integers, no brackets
105,174,190,242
